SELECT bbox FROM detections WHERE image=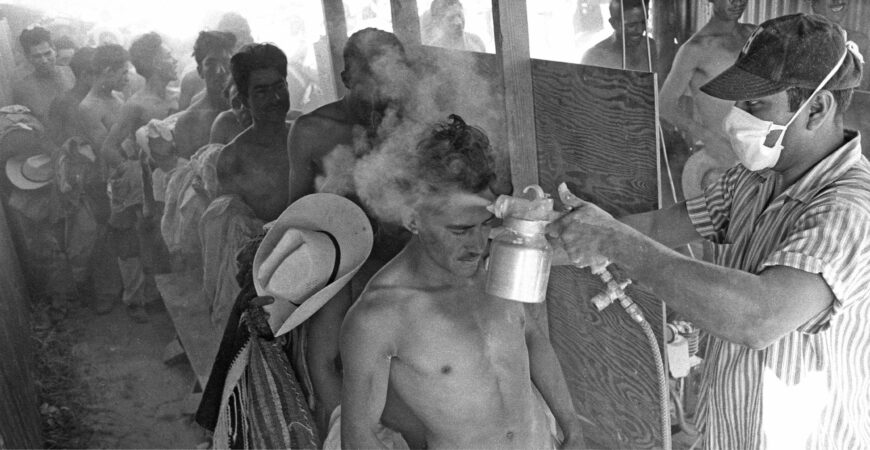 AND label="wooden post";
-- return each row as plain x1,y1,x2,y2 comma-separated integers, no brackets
321,0,349,98
390,0,421,47
492,0,539,191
